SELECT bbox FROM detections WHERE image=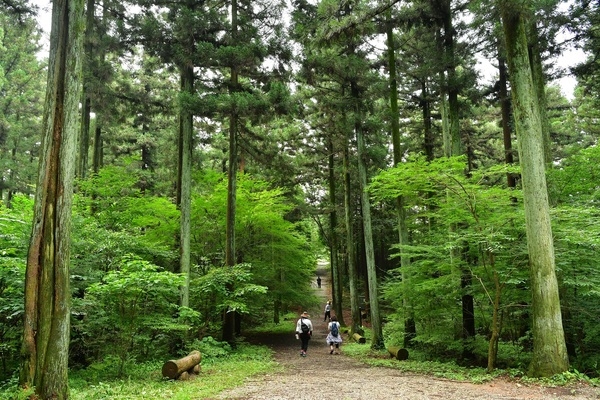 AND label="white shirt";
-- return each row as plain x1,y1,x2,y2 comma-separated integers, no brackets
296,317,313,334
